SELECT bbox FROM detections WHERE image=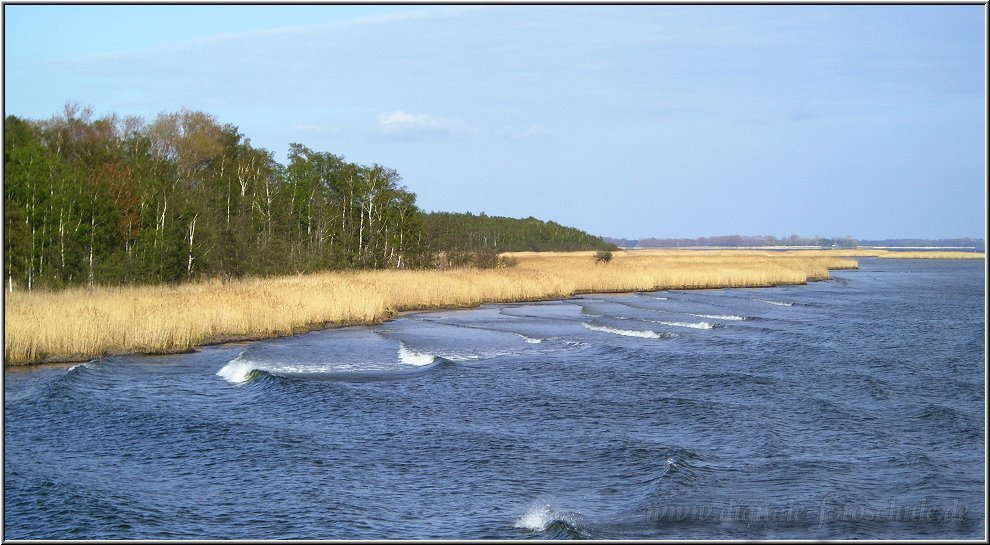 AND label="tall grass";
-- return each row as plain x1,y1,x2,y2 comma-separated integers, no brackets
6,250,860,365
